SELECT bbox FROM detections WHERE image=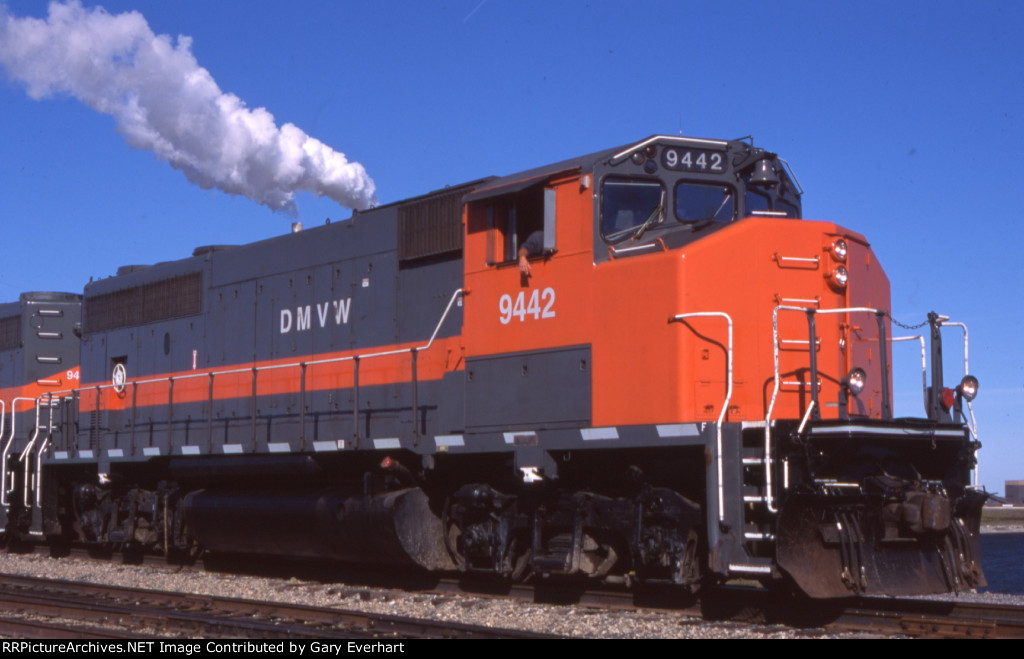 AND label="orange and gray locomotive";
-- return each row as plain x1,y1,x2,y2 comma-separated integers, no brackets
0,135,986,597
